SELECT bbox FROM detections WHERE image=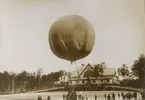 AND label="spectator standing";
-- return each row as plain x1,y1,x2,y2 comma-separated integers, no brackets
104,94,107,100
38,96,42,100
94,94,97,100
